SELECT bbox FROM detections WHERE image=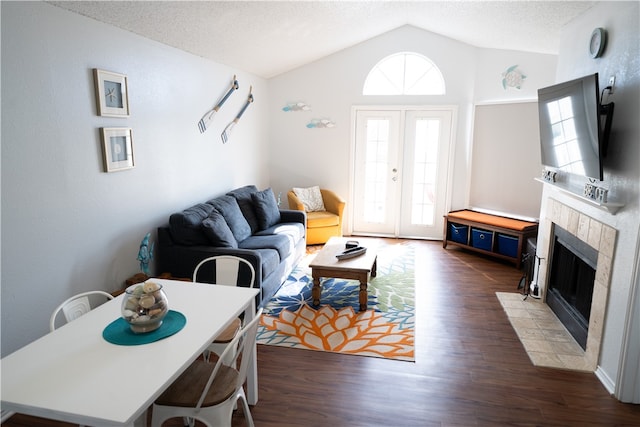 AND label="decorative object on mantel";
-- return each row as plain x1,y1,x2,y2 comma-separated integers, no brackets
306,118,335,128
501,65,526,90
100,127,134,172
541,169,557,183
93,69,129,117
137,232,154,275
584,182,609,203
589,27,607,58
221,86,254,143
197,74,239,133
282,102,311,112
